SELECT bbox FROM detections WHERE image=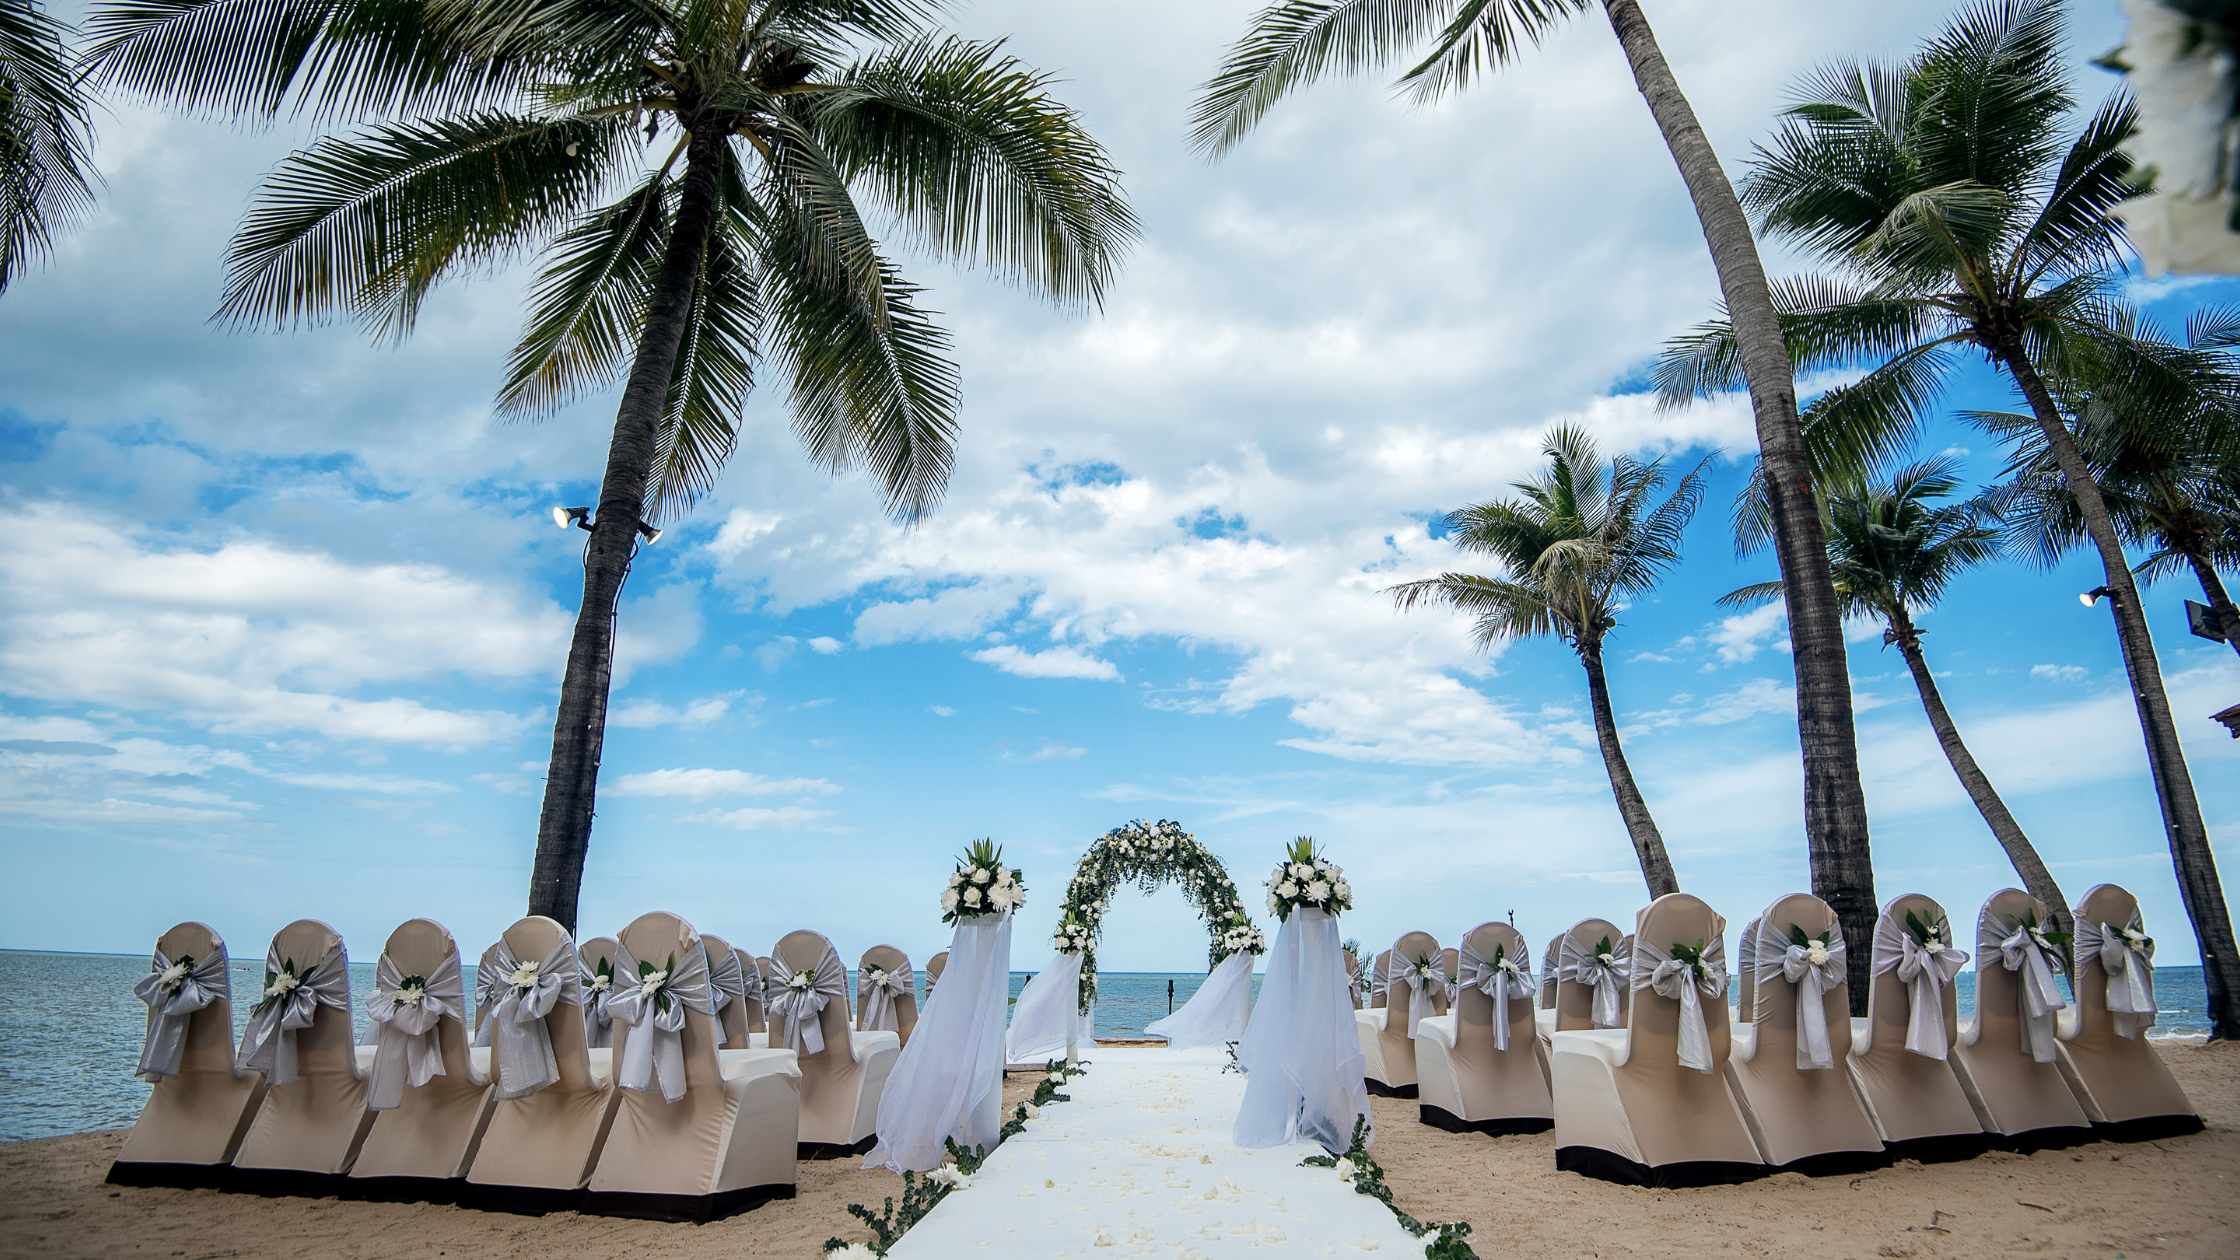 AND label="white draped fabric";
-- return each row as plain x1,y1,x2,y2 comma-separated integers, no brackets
1980,911,2068,1062
1871,912,1969,1059
1386,952,1439,1038
1234,908,1369,1155
236,940,349,1085
767,946,848,1054
1556,936,1629,1029
1747,924,1846,1070
133,945,229,1081
366,950,464,1110
866,911,1014,1173
1146,951,1255,1049
1633,937,1729,1073
581,959,615,1049
1005,950,1090,1064
473,936,582,1098
707,947,751,1021
2076,916,2158,1038
860,962,916,1034
1455,938,1534,1052
608,940,714,1103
